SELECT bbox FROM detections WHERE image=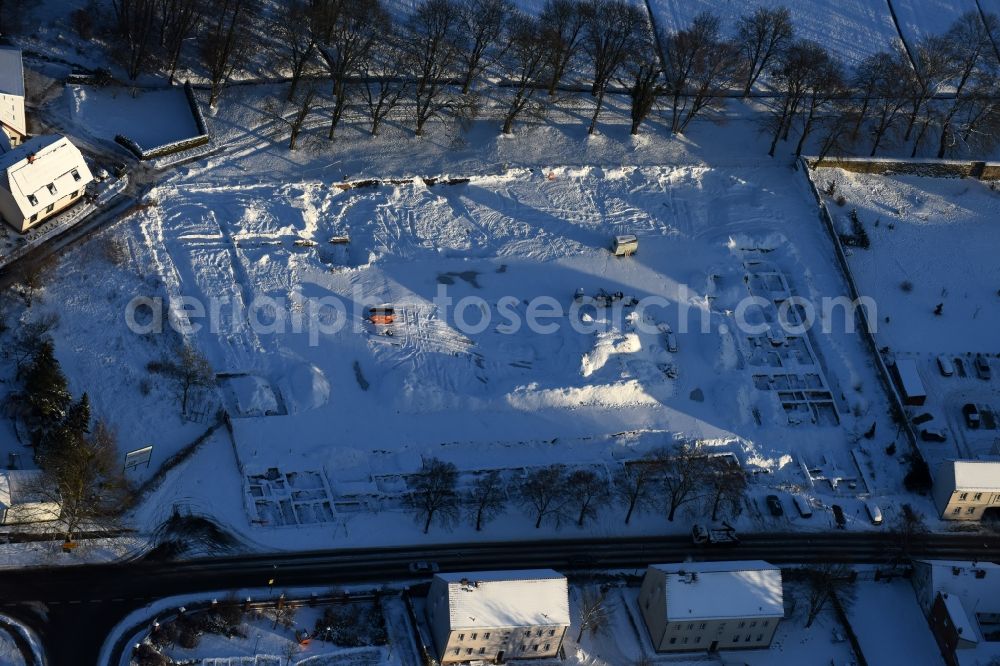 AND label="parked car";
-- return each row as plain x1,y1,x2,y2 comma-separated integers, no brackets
832,504,846,528
920,428,948,442
692,523,740,546
911,412,934,426
408,561,440,574
864,501,883,526
793,494,813,518
665,330,678,353
975,355,992,380
937,355,955,377
963,403,982,429
766,495,784,517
